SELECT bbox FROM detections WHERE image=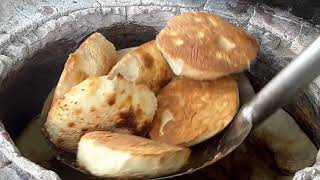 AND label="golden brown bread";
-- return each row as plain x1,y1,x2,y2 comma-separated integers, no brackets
149,77,239,147
53,32,117,101
156,12,258,80
117,47,137,60
108,41,174,92
77,131,190,178
43,46,134,117
44,75,157,153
